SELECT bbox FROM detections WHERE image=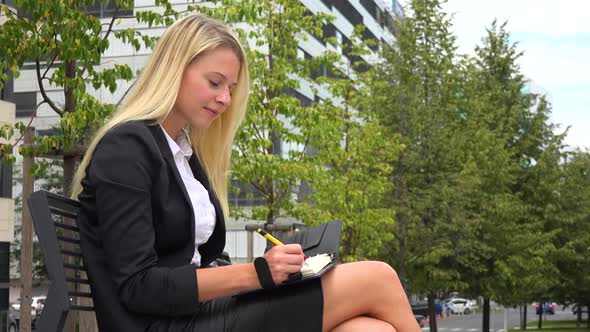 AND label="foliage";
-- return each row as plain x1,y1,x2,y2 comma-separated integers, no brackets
294,27,401,261
552,150,590,310
369,0,463,296
200,0,338,224
0,0,177,169
457,21,564,309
